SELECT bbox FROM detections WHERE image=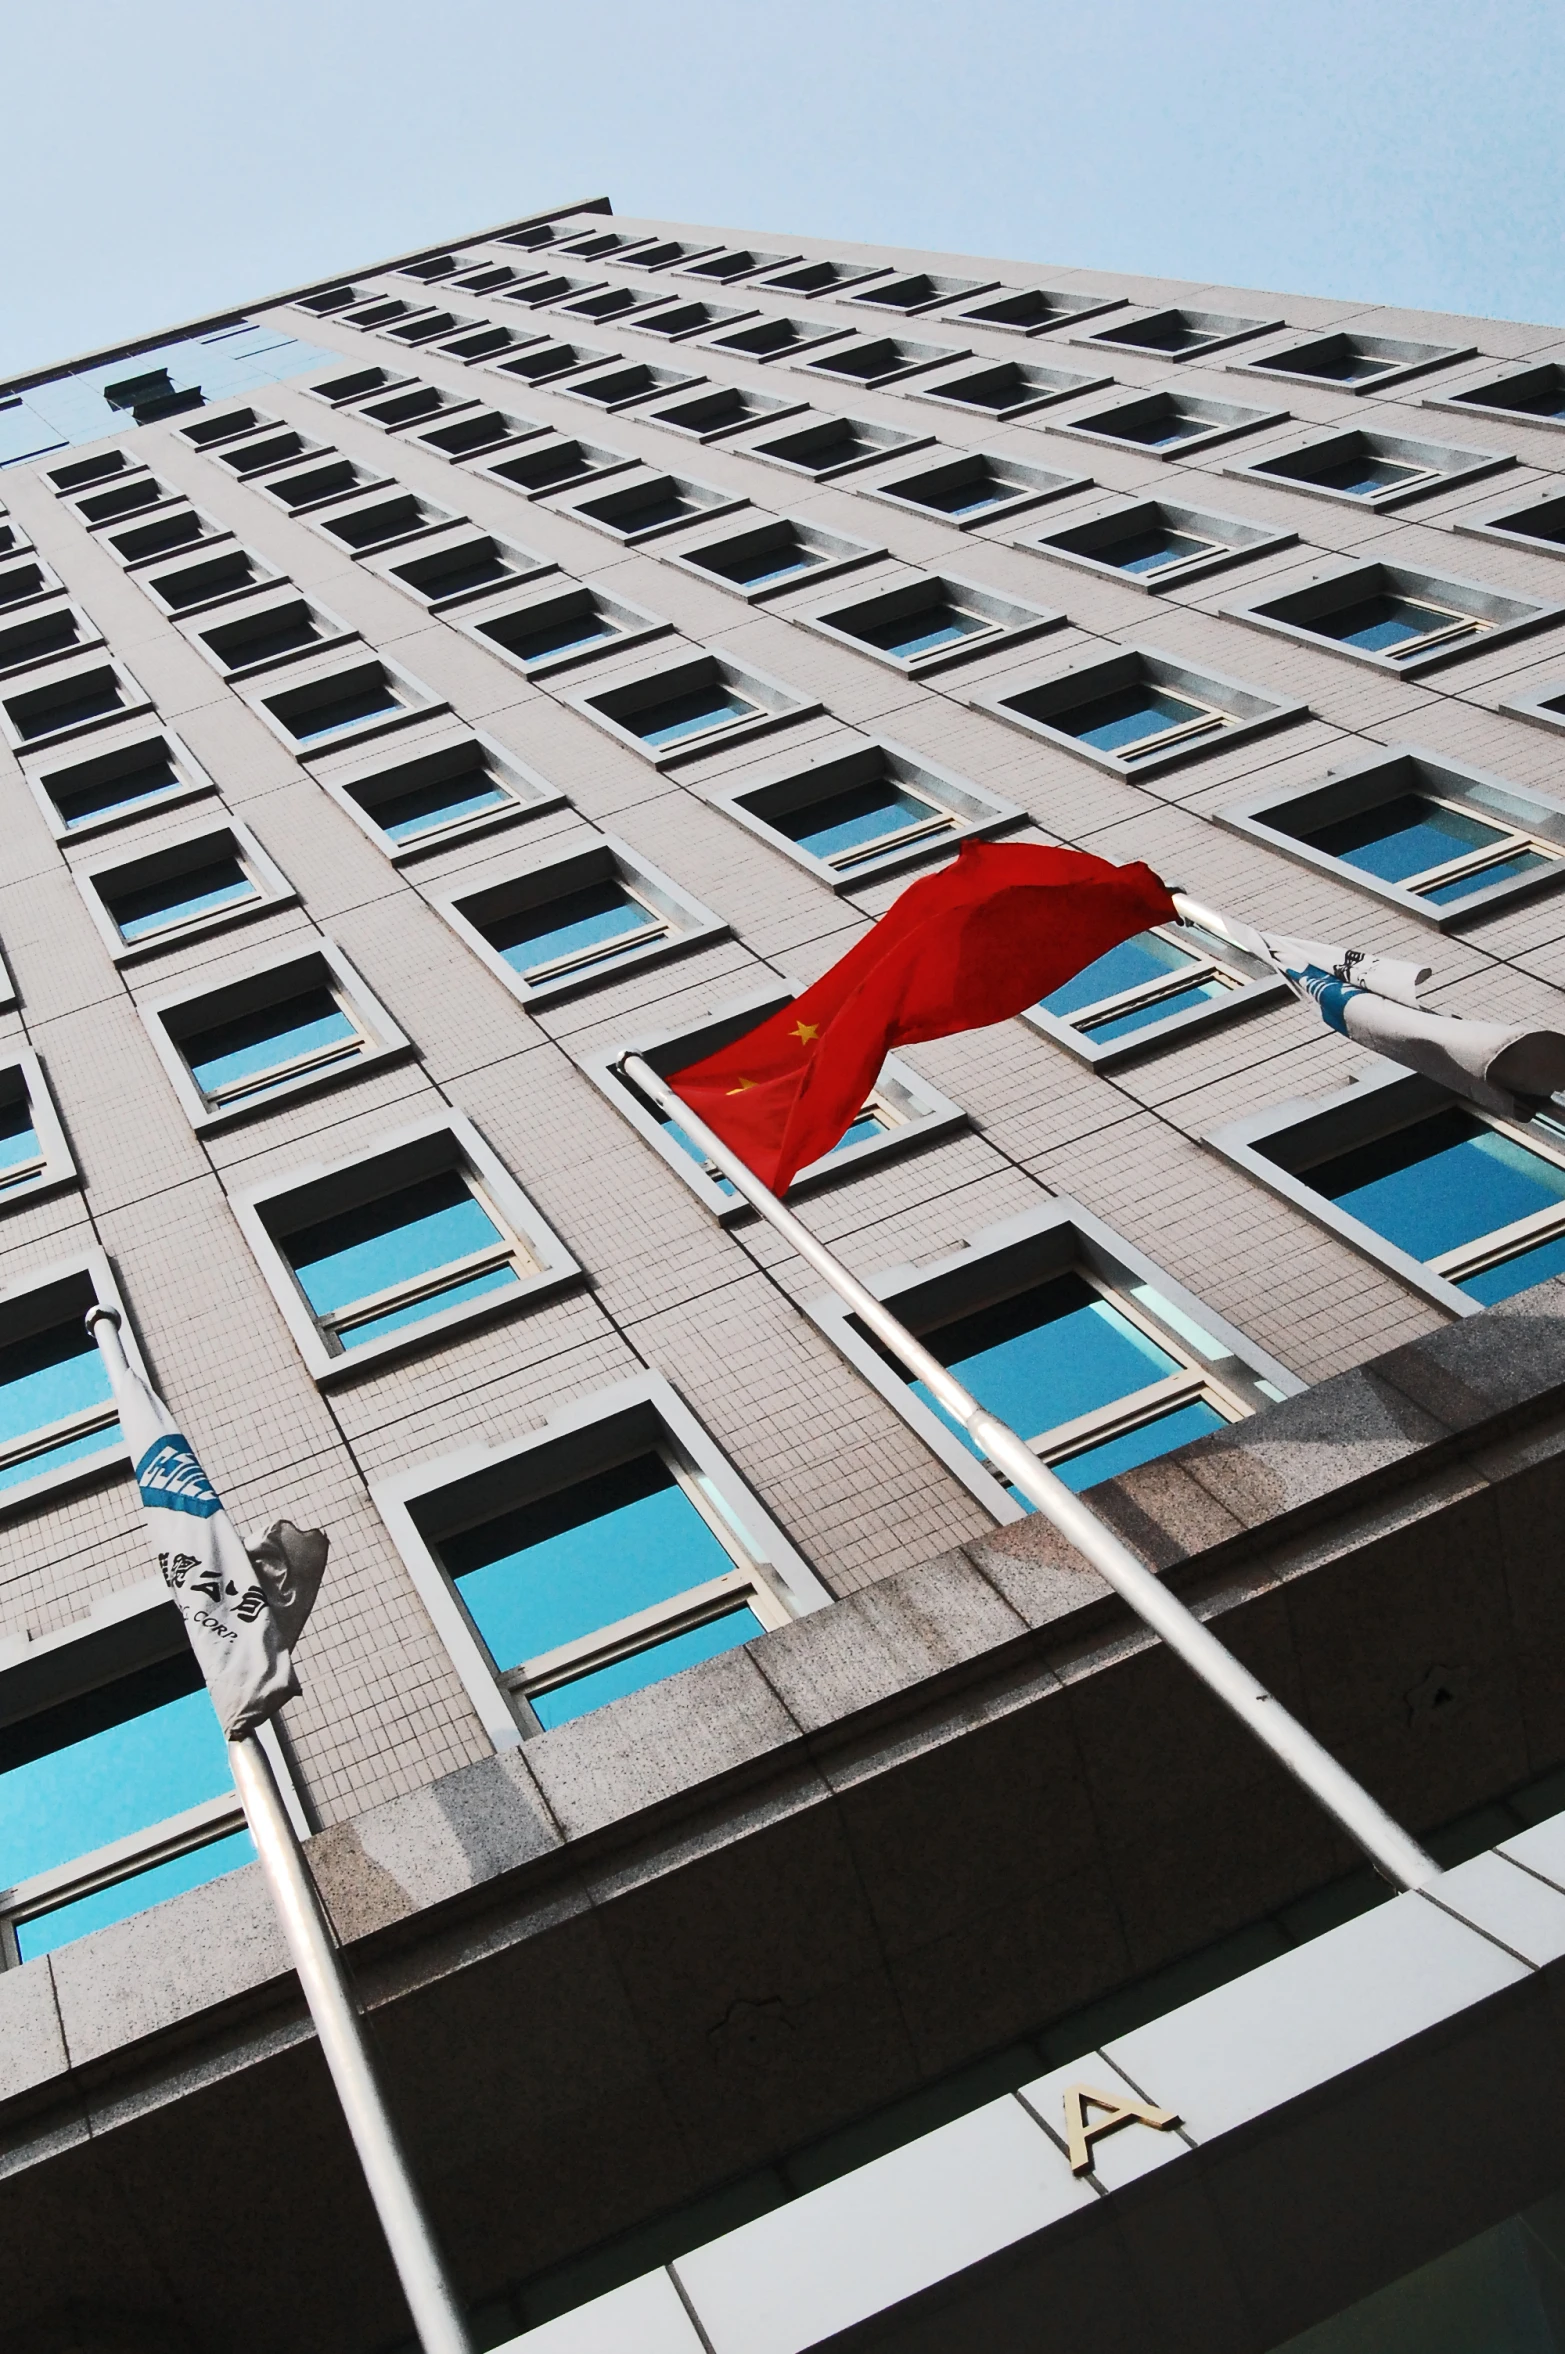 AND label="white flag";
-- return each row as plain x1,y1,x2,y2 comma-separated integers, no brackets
1292,966,1565,1121
89,1312,326,1738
